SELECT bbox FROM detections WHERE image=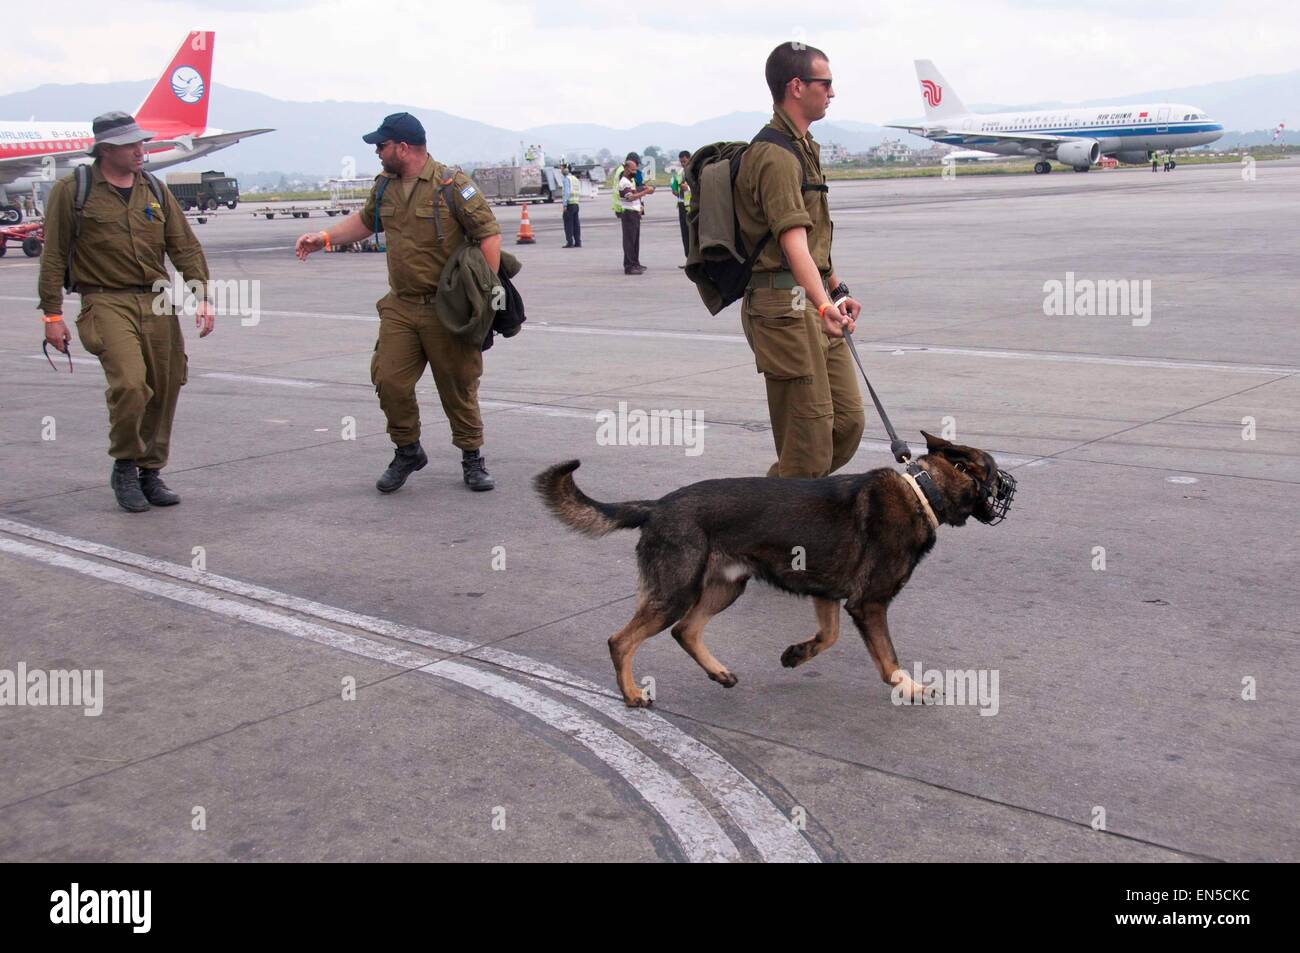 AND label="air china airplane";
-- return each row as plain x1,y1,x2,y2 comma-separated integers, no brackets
0,31,272,223
887,60,1224,174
